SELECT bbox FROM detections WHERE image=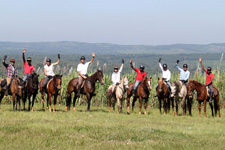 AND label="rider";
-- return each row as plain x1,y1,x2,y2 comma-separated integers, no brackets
176,60,190,85
130,59,147,96
2,55,18,96
77,52,95,96
199,57,214,103
108,59,124,95
155,58,171,96
42,54,60,93
22,49,35,81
